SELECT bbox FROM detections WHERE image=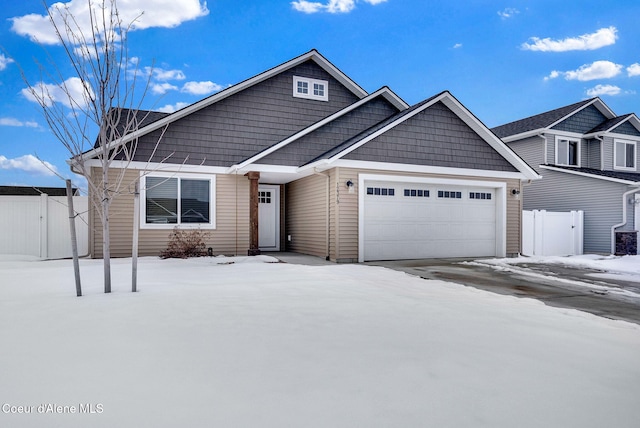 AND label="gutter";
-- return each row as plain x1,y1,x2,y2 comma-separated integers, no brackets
610,186,640,254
